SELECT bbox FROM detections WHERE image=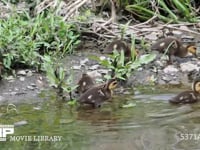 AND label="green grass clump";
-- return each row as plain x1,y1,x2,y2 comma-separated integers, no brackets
0,12,80,70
